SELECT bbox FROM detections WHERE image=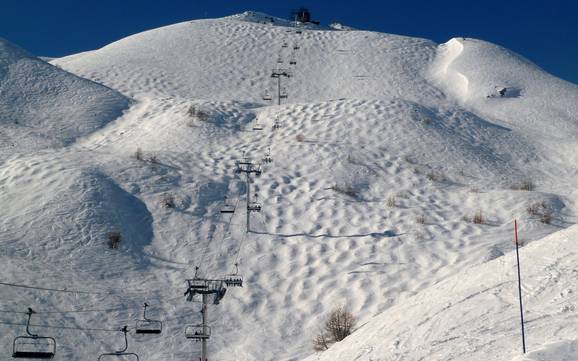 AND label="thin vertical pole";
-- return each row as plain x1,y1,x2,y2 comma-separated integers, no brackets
277,76,281,106
514,219,526,354
201,293,208,361
246,171,251,233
